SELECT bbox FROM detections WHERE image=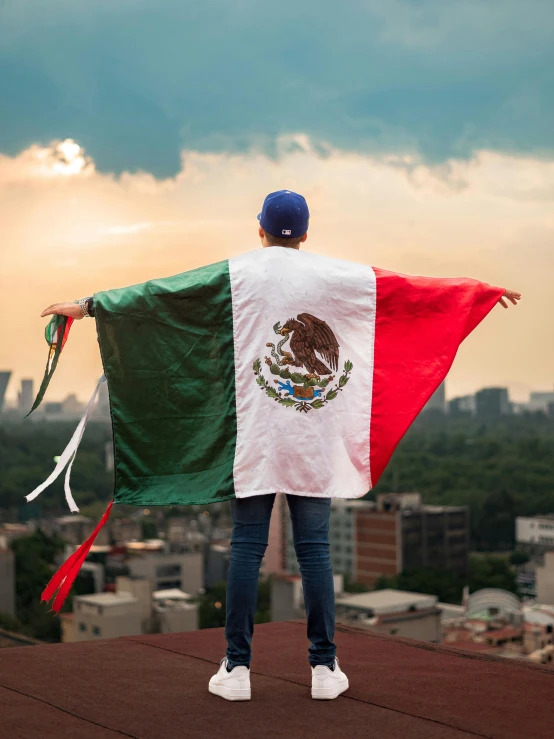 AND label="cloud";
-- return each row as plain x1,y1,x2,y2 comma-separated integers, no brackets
0,137,552,405
0,139,95,184
0,1,553,176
